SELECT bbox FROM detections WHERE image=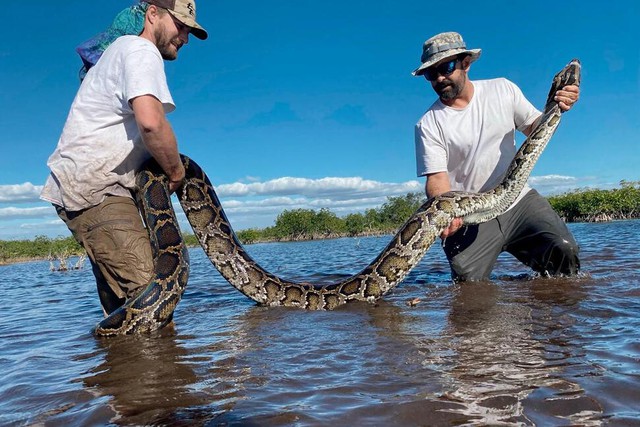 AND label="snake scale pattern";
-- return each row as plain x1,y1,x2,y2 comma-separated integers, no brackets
94,59,580,336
